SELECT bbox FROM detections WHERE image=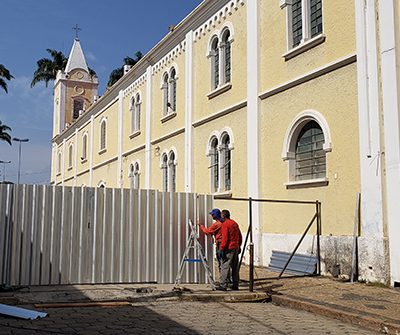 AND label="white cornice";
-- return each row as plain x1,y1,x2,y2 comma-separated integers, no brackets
53,0,240,143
